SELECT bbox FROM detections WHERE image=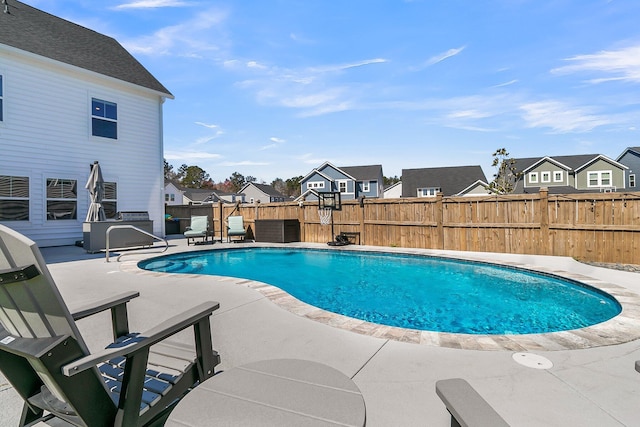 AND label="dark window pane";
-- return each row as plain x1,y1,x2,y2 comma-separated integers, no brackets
47,201,77,220
105,102,117,120
0,99,3,122
0,176,10,197
103,201,117,219
46,179,76,199
0,75,3,96
92,99,105,118
92,118,117,139
104,182,117,199
0,200,29,221
1,176,29,198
